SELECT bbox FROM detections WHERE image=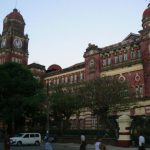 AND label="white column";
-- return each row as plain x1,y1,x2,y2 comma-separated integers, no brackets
116,115,132,147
